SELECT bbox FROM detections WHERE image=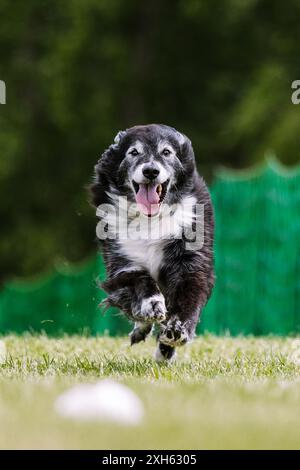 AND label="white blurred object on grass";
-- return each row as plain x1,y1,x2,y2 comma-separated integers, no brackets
55,379,144,425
